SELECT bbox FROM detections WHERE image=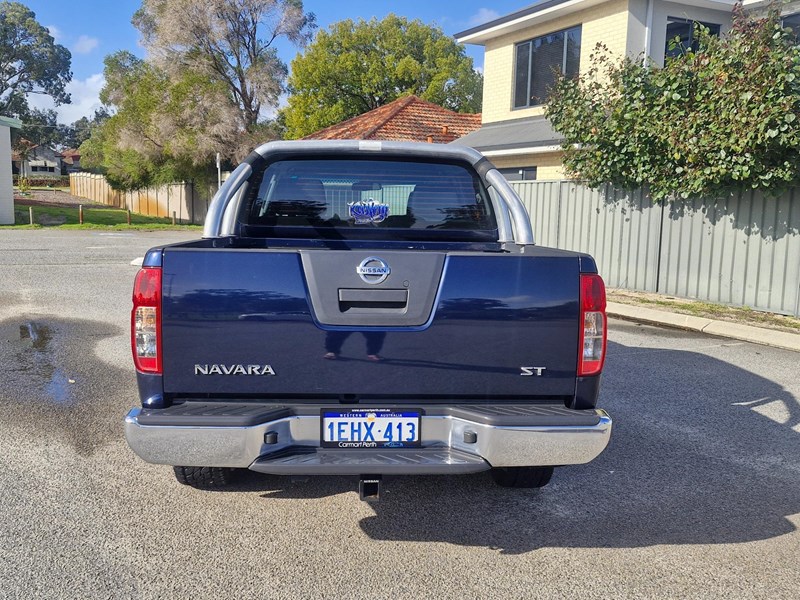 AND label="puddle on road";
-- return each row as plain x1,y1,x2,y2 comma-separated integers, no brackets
6,322,74,405
0,317,131,455
20,322,51,351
